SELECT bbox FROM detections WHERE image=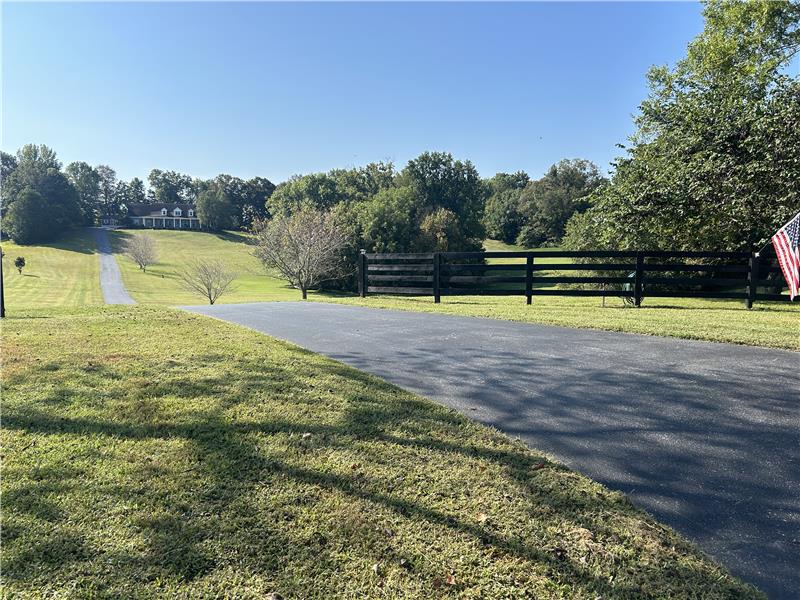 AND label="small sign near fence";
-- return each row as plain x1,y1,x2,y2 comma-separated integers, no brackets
358,250,789,309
